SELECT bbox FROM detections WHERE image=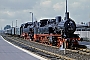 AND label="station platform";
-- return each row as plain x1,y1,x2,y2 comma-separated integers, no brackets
0,36,46,60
